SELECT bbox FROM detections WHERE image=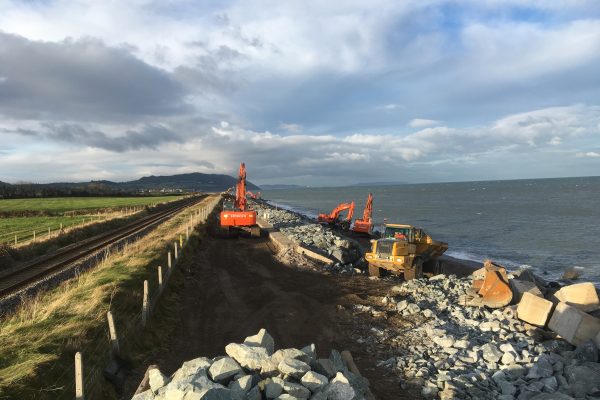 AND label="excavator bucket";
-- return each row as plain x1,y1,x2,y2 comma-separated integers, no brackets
462,260,513,308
